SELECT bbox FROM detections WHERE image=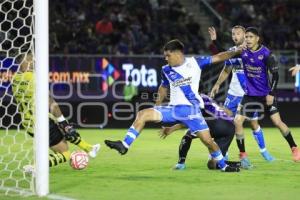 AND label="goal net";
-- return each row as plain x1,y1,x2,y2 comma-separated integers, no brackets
0,0,48,197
